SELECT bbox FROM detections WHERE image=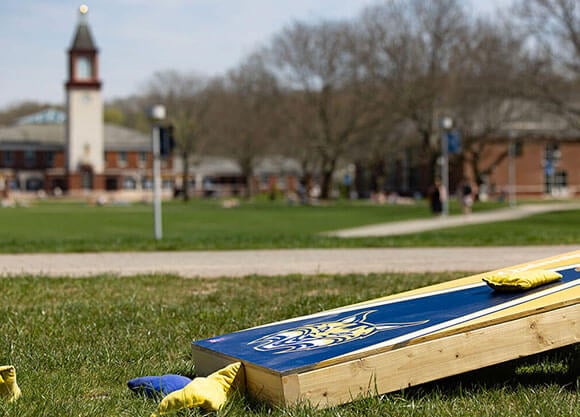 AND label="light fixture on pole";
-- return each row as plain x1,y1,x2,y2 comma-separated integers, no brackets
149,105,166,240
441,116,453,217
